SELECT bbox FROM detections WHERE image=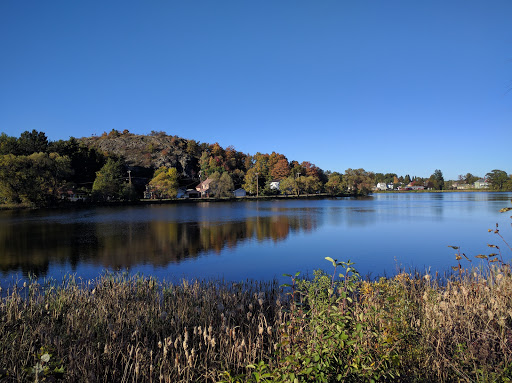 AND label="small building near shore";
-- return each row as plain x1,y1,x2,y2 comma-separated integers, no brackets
474,179,489,189
186,189,201,198
196,178,213,197
233,188,246,197
58,187,88,202
176,188,188,199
